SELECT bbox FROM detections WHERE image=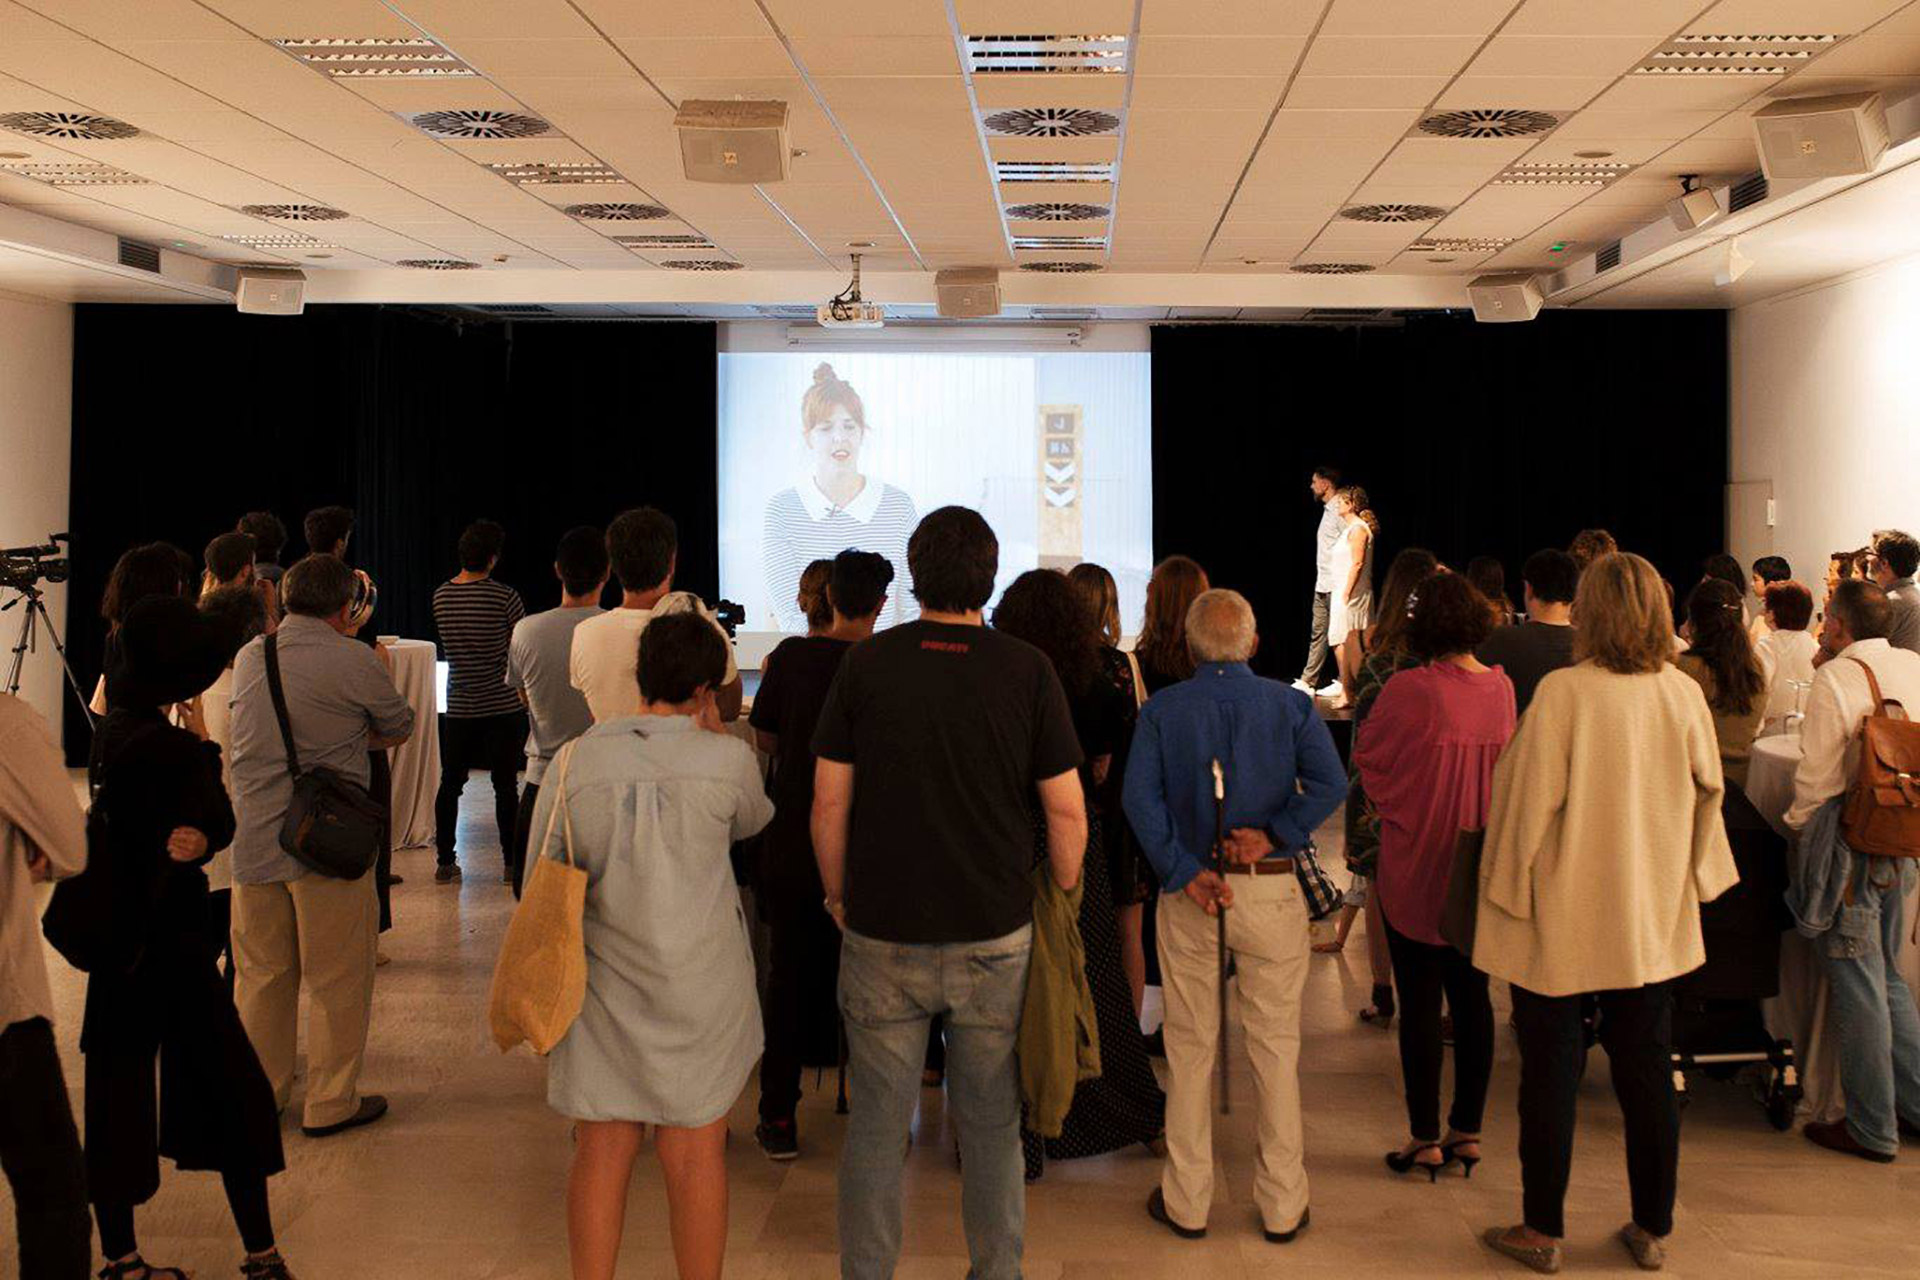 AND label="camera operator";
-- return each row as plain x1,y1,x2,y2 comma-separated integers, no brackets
0,690,91,1277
